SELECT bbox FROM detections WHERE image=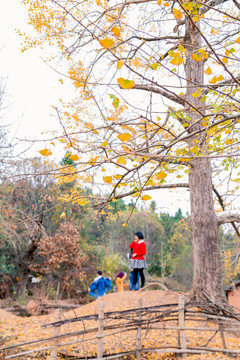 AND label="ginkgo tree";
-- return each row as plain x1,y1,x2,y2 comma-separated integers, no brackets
21,0,240,301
